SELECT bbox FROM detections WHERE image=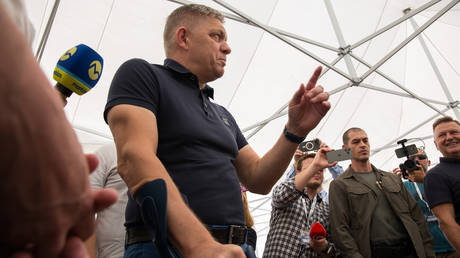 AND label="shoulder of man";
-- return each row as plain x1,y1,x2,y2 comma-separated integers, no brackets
333,166,353,181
